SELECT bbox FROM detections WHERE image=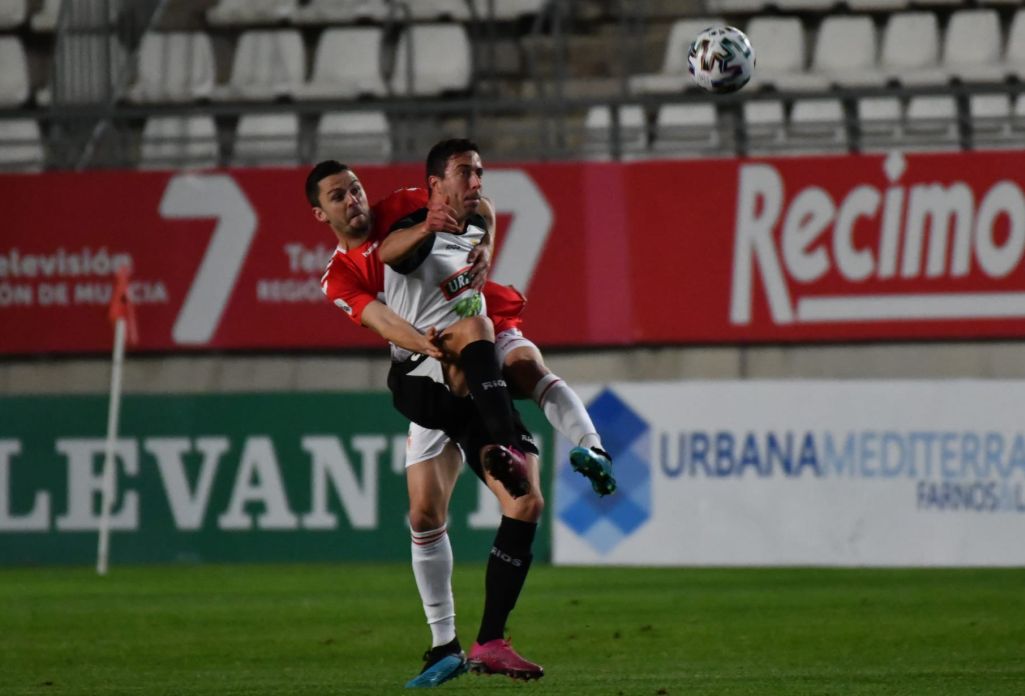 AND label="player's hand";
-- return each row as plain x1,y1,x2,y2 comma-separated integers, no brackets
467,244,490,290
420,327,445,360
426,196,461,234
430,326,462,363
